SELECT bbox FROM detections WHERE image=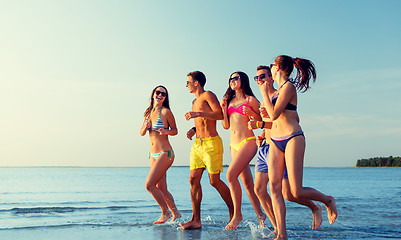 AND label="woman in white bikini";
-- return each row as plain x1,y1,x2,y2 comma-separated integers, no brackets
220,71,266,229
140,85,181,224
